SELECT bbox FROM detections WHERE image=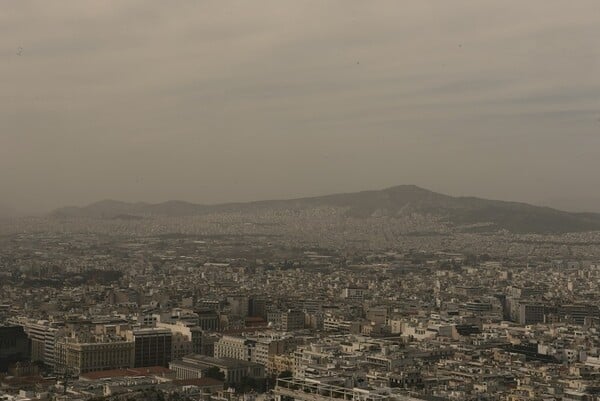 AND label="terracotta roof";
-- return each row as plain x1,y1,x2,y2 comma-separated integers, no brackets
80,366,172,380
